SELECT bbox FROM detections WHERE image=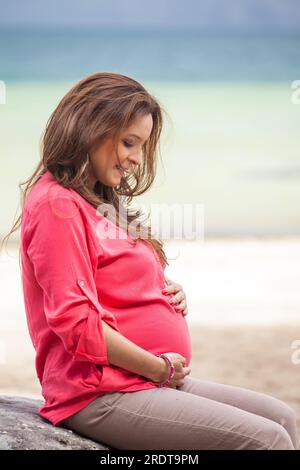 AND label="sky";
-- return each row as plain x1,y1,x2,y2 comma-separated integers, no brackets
0,0,299,30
